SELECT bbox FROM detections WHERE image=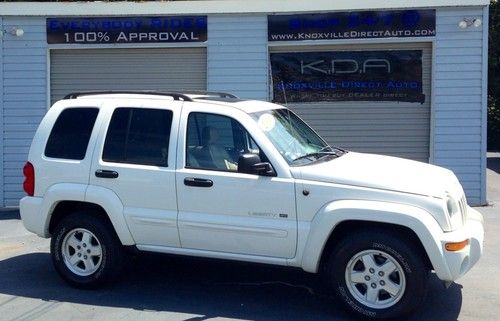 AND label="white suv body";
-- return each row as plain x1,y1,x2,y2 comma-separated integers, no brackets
20,92,484,320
